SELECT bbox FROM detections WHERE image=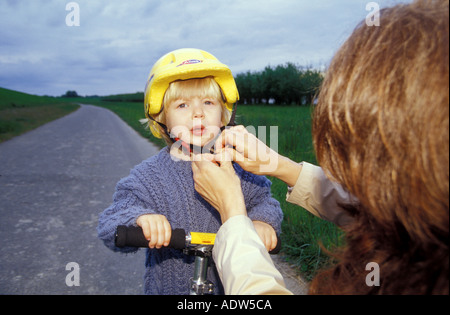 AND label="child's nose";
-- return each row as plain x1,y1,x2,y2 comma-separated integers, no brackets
192,103,205,119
